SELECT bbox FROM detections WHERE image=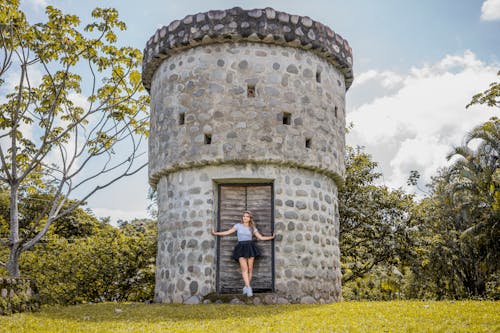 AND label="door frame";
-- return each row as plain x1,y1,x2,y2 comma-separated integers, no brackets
215,182,275,294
